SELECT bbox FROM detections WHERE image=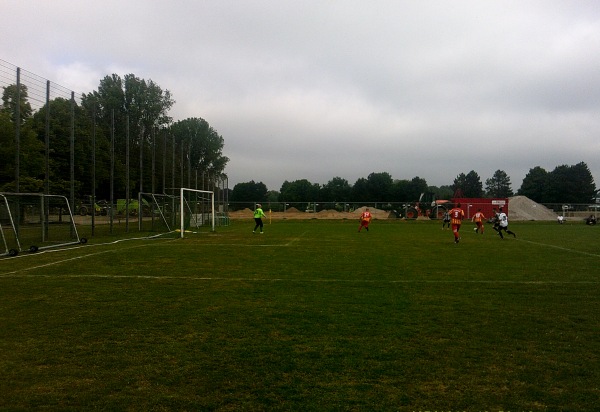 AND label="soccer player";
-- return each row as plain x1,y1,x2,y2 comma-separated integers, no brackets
252,203,266,234
358,208,372,232
449,203,465,243
442,210,451,230
491,207,501,233
496,207,516,239
472,208,486,234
